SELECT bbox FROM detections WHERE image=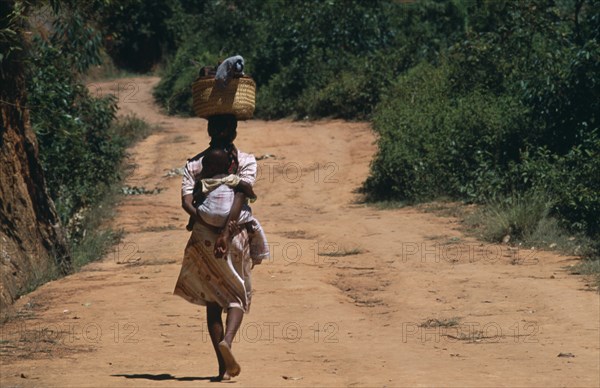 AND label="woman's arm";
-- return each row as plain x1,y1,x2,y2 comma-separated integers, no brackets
214,192,246,258
182,194,199,220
